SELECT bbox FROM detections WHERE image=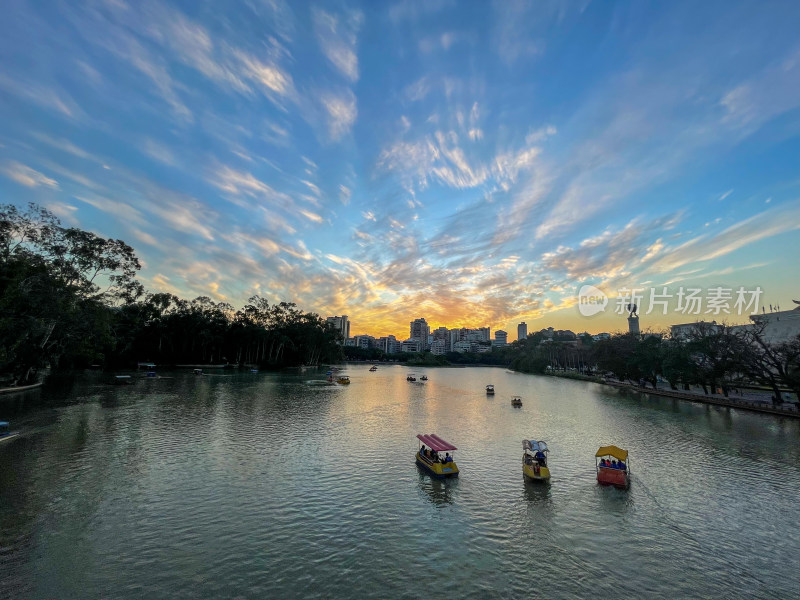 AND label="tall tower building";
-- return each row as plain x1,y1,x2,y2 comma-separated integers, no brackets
517,322,527,340
410,318,431,350
326,315,350,343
